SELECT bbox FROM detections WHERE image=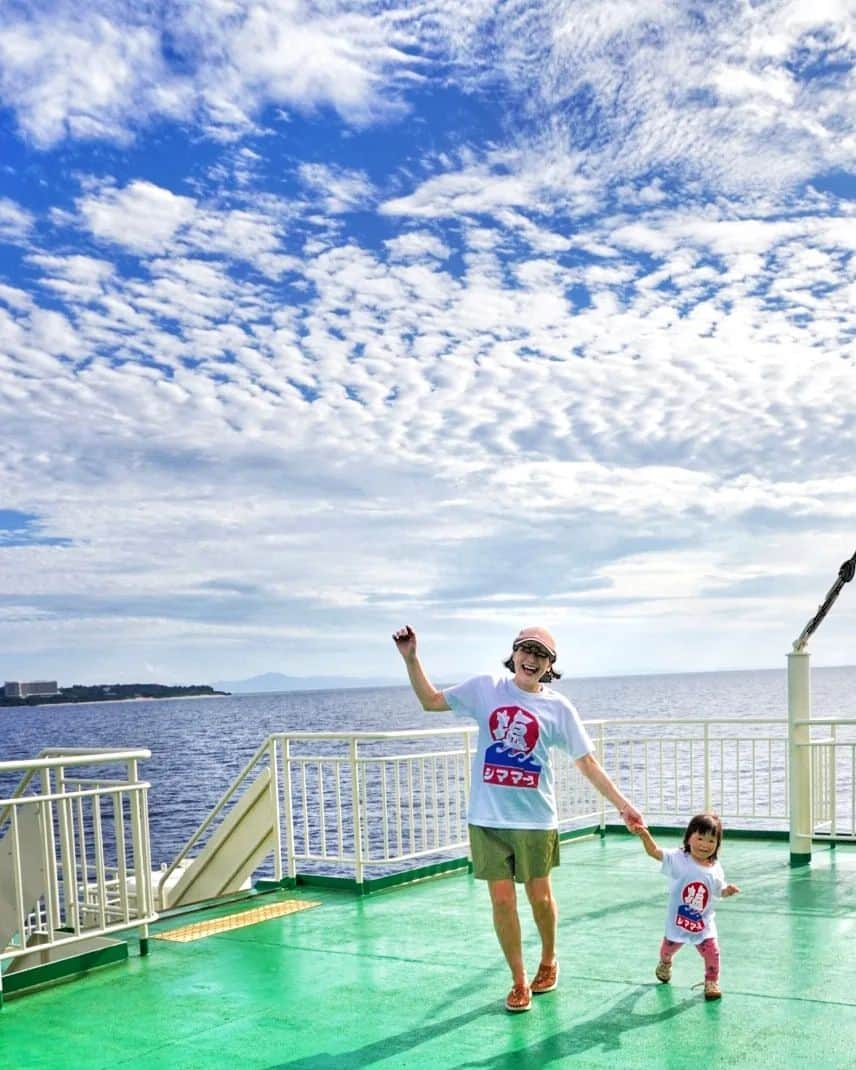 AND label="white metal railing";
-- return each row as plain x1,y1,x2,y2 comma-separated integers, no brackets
161,715,856,892
276,729,600,882
591,718,793,832
795,718,856,841
0,749,156,995
283,732,477,881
